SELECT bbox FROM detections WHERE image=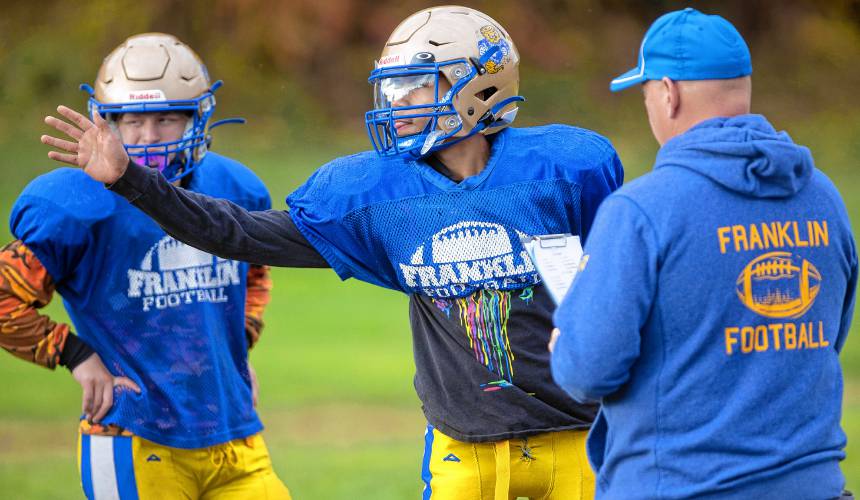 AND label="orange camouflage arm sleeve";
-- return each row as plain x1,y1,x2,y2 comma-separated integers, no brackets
0,240,72,369
245,264,272,350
